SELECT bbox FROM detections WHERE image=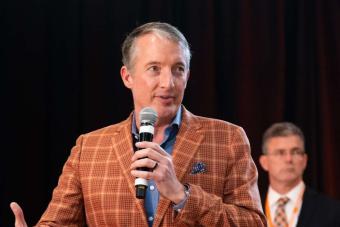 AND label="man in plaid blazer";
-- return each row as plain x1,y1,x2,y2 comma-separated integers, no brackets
11,22,266,226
